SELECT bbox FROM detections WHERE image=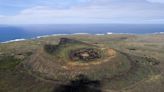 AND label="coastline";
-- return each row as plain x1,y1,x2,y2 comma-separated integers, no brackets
0,32,164,44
